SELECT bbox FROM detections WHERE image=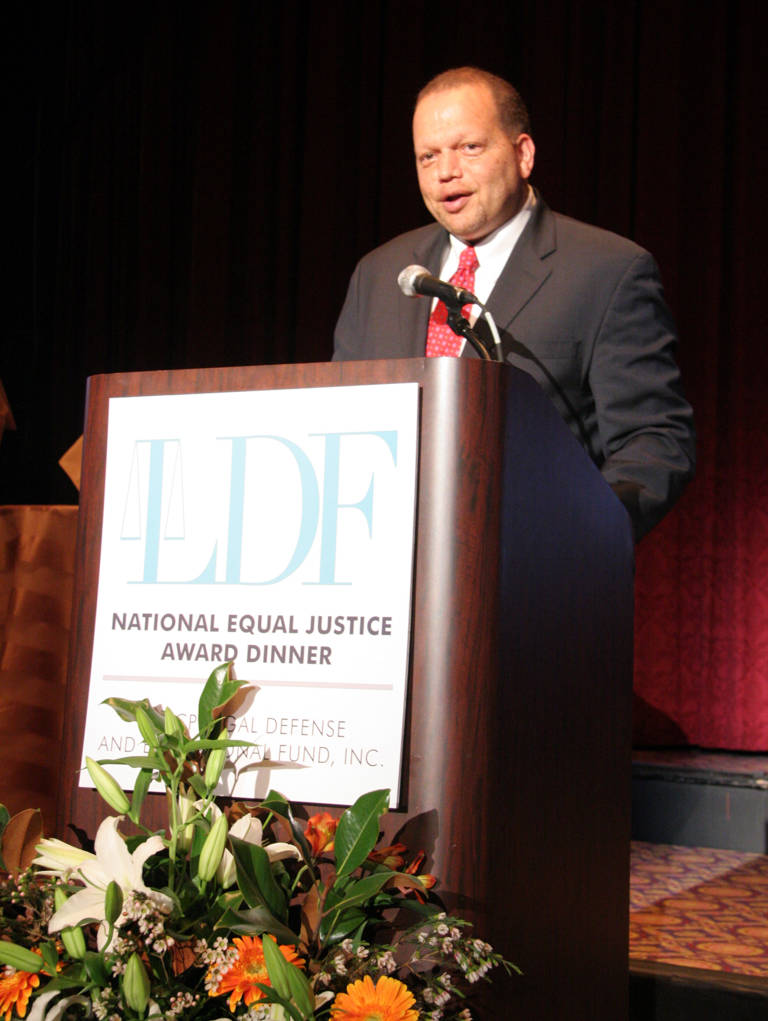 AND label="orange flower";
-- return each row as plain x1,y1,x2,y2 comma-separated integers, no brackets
209,935,302,1012
304,812,338,856
404,849,437,891
330,974,418,1021
0,967,40,1021
367,842,408,869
